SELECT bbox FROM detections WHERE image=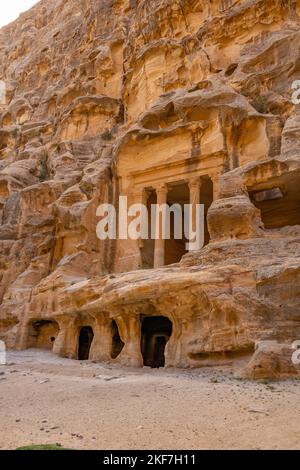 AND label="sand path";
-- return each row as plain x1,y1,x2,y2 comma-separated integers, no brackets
0,350,299,450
